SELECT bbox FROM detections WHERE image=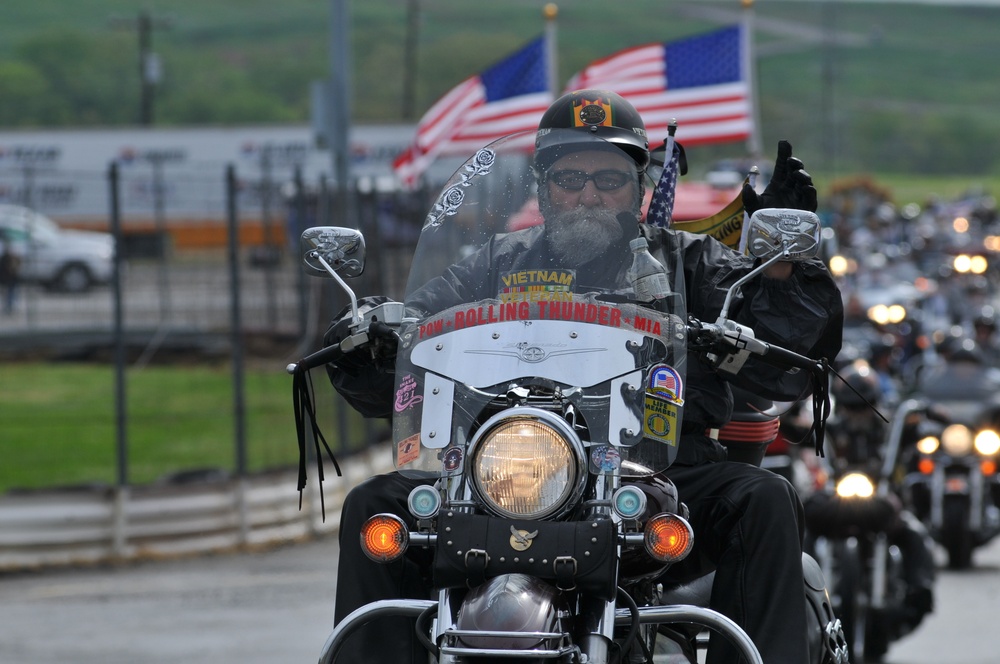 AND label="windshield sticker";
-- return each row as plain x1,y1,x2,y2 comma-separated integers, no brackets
416,300,670,341
590,445,622,473
648,364,684,405
394,374,424,413
643,394,680,447
397,433,421,466
424,148,495,228
443,447,464,473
